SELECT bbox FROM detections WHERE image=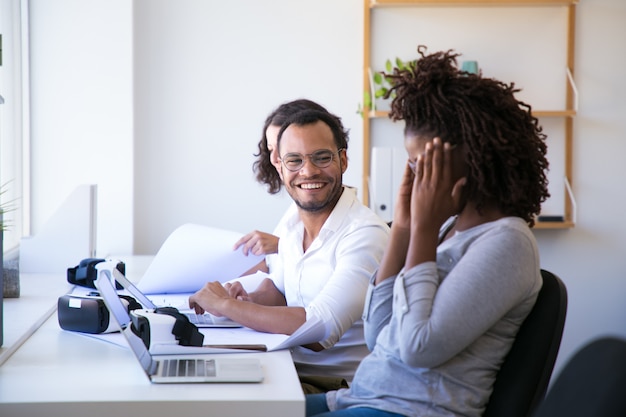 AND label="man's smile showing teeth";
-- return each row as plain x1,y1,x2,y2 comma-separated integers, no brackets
300,183,324,190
